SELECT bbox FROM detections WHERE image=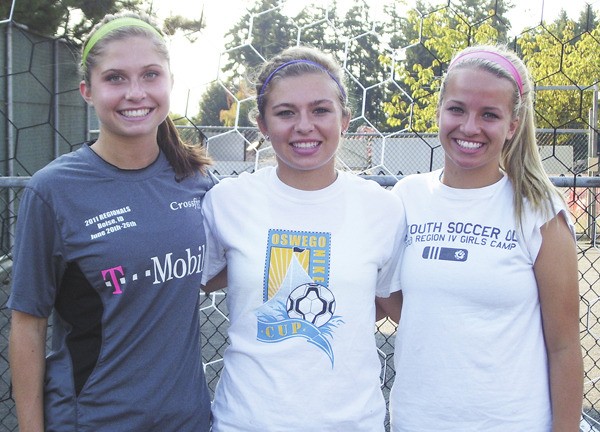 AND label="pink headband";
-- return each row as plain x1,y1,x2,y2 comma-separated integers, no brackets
448,50,524,96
